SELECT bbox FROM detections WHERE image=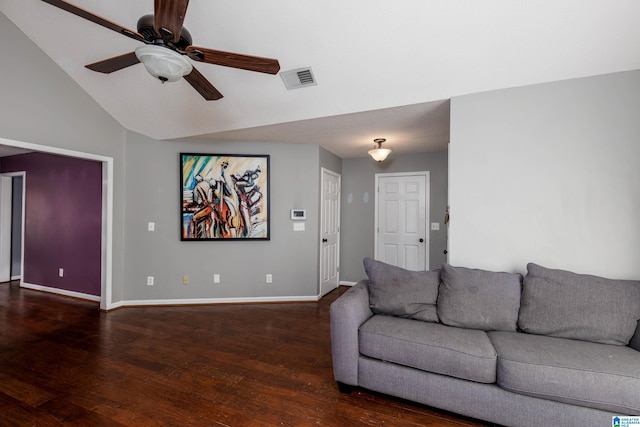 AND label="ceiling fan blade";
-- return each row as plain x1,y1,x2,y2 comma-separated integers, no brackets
85,52,140,74
183,67,223,101
186,46,280,75
154,0,189,43
41,0,145,43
